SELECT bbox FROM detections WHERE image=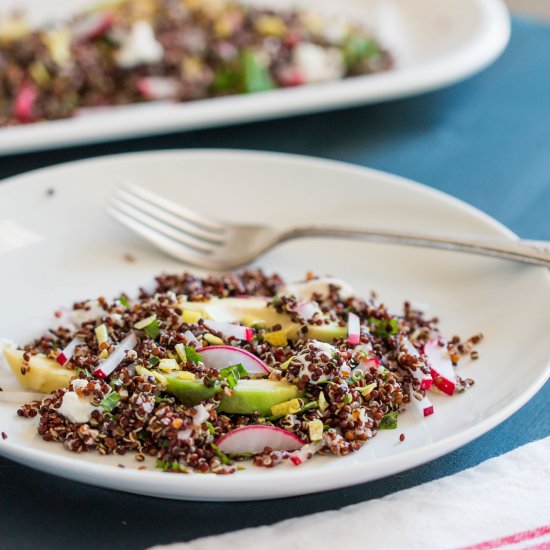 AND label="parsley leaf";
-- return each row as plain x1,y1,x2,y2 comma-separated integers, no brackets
99,392,121,412
219,363,247,389
368,317,398,338
210,443,232,465
148,355,160,368
379,411,398,430
185,346,202,365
